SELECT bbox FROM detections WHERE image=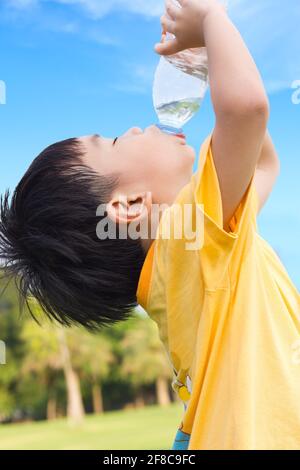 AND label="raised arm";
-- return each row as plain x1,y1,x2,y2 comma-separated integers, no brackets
254,130,280,213
156,0,270,231
202,5,269,229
